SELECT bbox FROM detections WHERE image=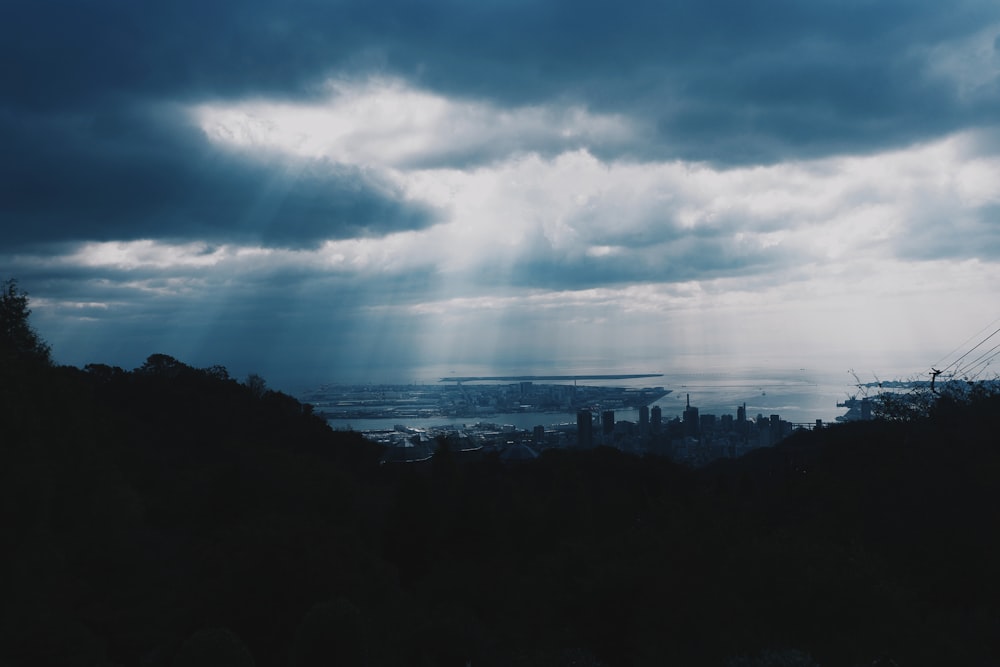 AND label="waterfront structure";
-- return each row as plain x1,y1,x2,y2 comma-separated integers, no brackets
836,396,874,422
